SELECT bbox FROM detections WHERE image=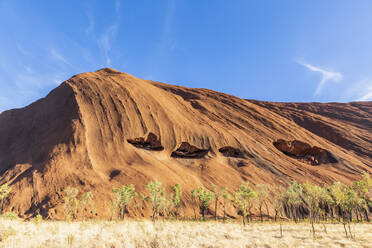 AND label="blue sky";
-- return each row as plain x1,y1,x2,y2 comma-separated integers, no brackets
1,0,372,112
